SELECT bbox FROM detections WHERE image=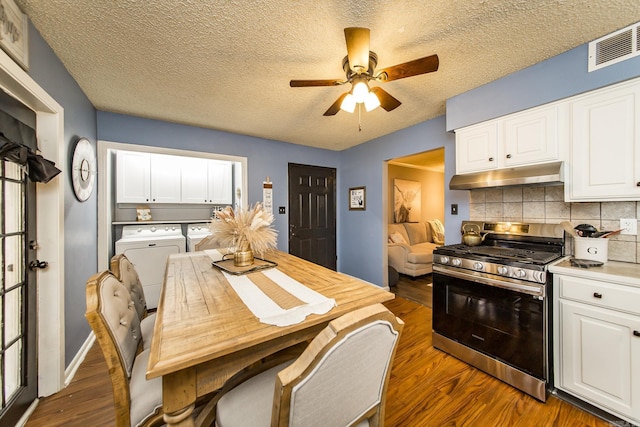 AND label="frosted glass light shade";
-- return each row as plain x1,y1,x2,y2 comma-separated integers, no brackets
340,93,356,113
352,81,369,103
364,91,380,112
